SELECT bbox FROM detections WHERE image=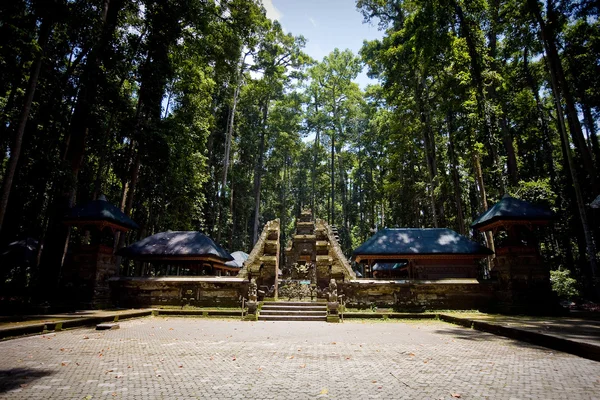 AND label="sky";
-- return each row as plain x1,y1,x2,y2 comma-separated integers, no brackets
262,0,384,88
